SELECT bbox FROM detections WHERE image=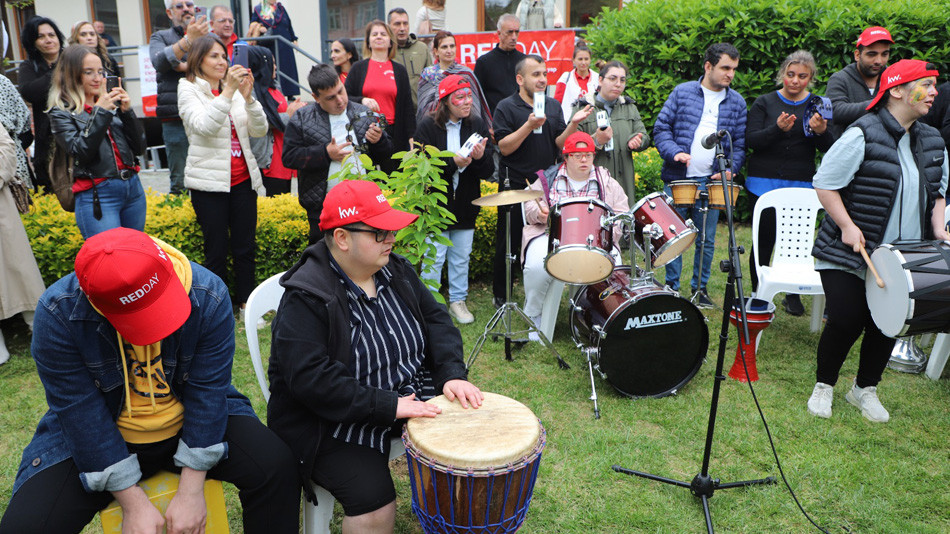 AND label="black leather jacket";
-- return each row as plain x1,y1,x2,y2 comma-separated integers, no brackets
48,106,145,180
